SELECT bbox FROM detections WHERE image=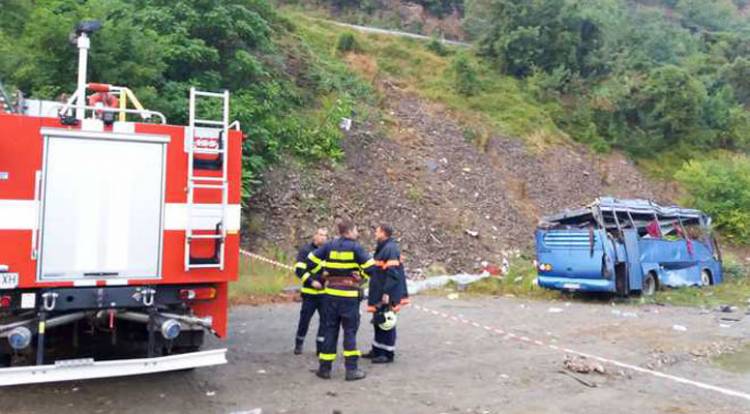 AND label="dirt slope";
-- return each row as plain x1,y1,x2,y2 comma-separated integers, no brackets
246,81,675,273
